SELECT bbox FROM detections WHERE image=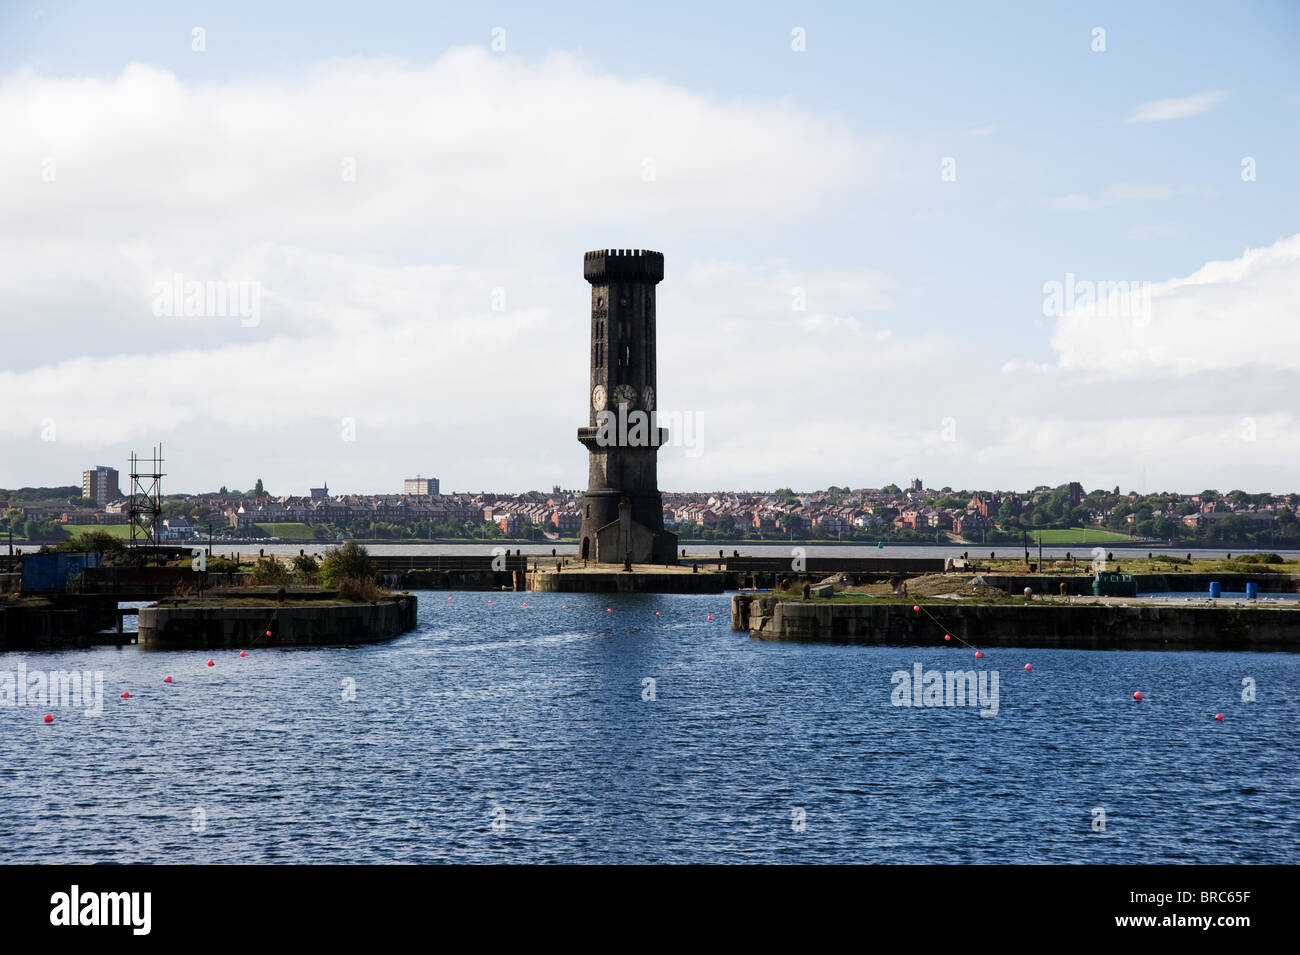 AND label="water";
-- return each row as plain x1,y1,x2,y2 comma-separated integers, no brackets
222,540,1300,561
2,591,1297,863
